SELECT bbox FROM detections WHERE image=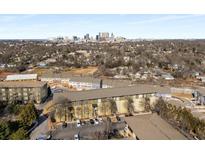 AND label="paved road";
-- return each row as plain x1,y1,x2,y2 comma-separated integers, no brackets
35,95,53,111
30,115,49,140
